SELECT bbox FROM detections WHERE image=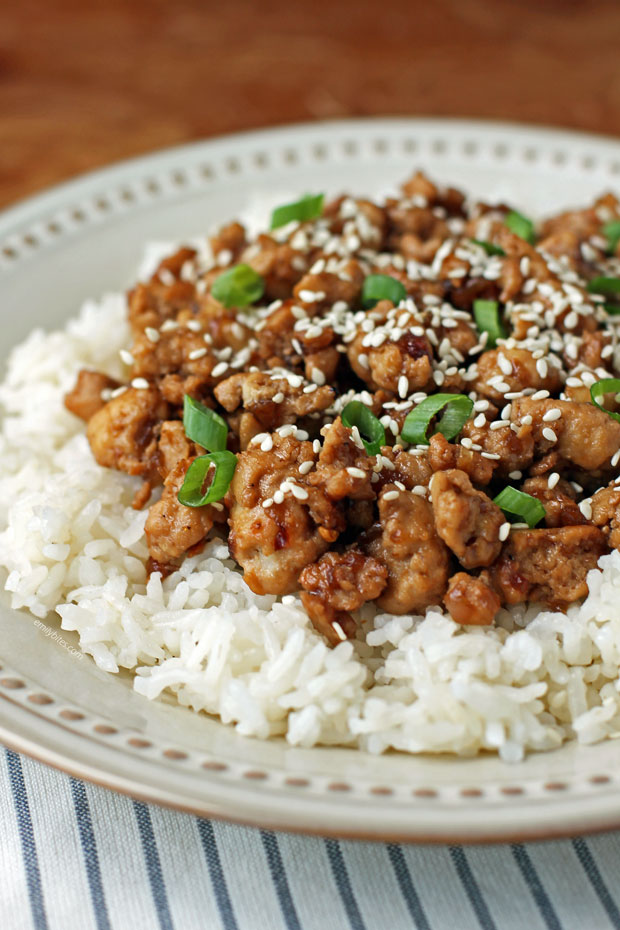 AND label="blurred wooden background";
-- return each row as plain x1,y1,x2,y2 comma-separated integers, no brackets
2,0,620,207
